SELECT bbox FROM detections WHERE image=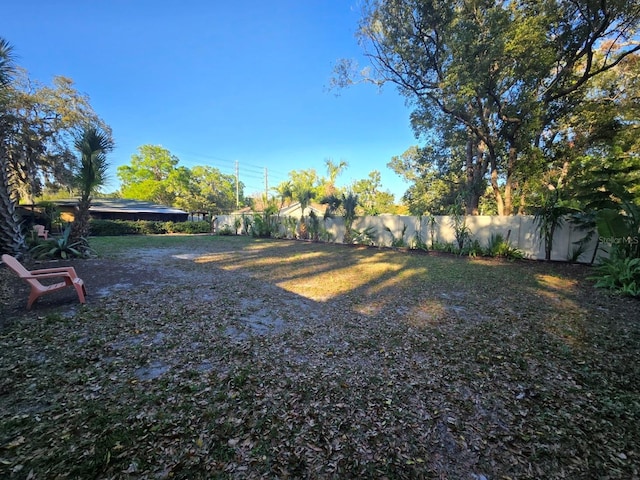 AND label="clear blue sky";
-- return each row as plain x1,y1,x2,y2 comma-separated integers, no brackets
4,0,418,200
